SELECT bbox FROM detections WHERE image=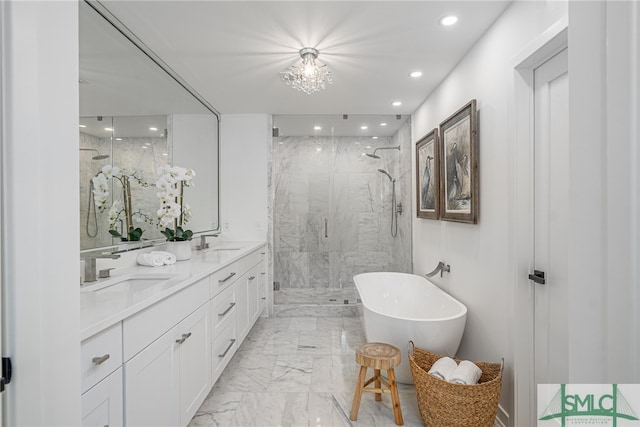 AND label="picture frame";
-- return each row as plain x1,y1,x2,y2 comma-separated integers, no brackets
415,129,440,219
439,99,478,224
